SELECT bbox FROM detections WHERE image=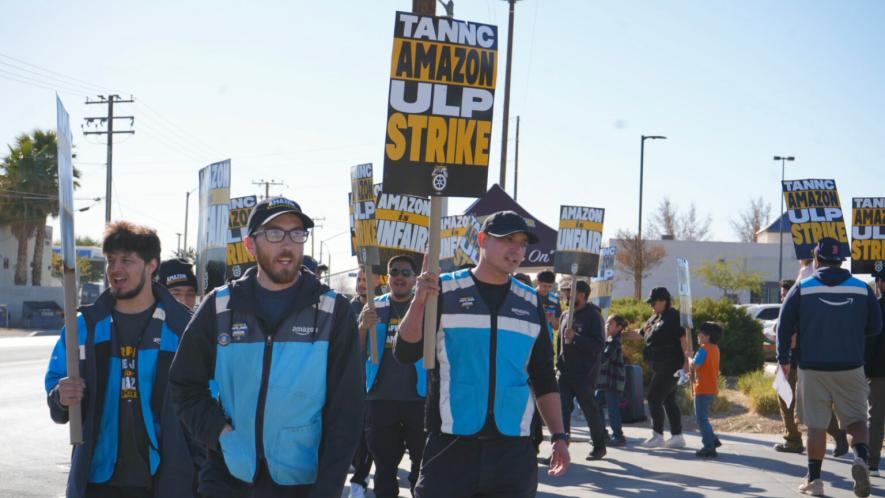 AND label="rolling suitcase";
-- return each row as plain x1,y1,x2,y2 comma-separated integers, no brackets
620,364,647,423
